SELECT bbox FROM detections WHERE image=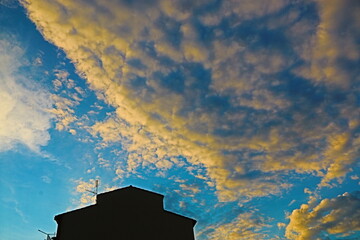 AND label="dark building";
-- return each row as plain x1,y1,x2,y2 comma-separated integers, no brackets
54,186,196,240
